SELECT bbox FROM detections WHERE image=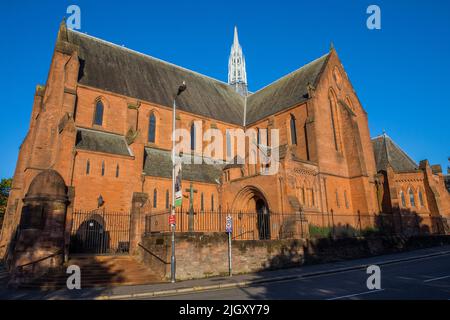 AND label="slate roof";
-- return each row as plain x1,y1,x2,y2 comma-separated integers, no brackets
64,29,330,126
67,30,245,125
143,148,224,184
75,128,132,156
246,54,330,125
372,134,418,172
